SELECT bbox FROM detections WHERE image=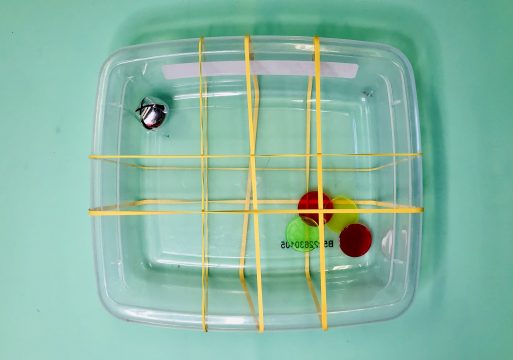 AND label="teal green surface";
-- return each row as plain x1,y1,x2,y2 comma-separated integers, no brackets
1,0,512,358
